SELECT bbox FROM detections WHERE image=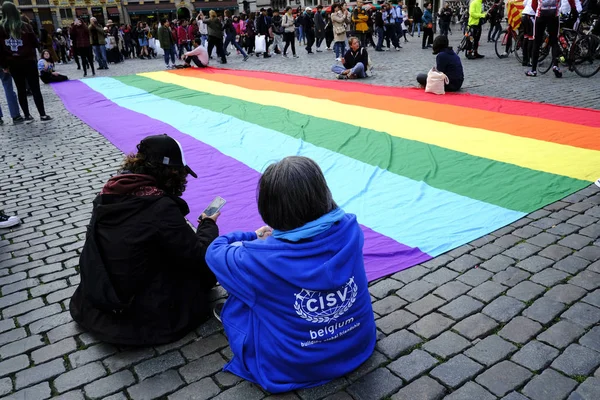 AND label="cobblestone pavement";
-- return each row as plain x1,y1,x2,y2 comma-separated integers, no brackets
1,26,600,400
